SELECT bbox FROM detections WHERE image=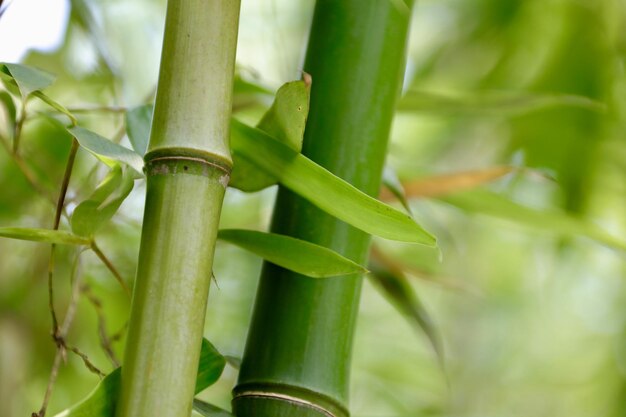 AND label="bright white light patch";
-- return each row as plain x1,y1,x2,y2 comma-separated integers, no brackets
0,0,70,62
